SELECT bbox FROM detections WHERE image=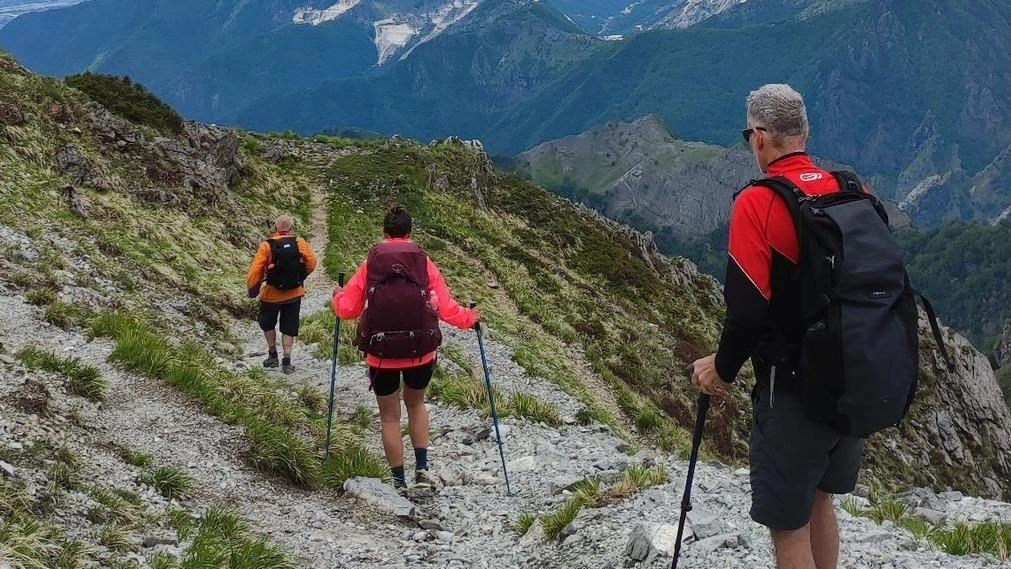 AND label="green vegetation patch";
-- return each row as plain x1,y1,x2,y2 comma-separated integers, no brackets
65,73,183,134
15,346,108,401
